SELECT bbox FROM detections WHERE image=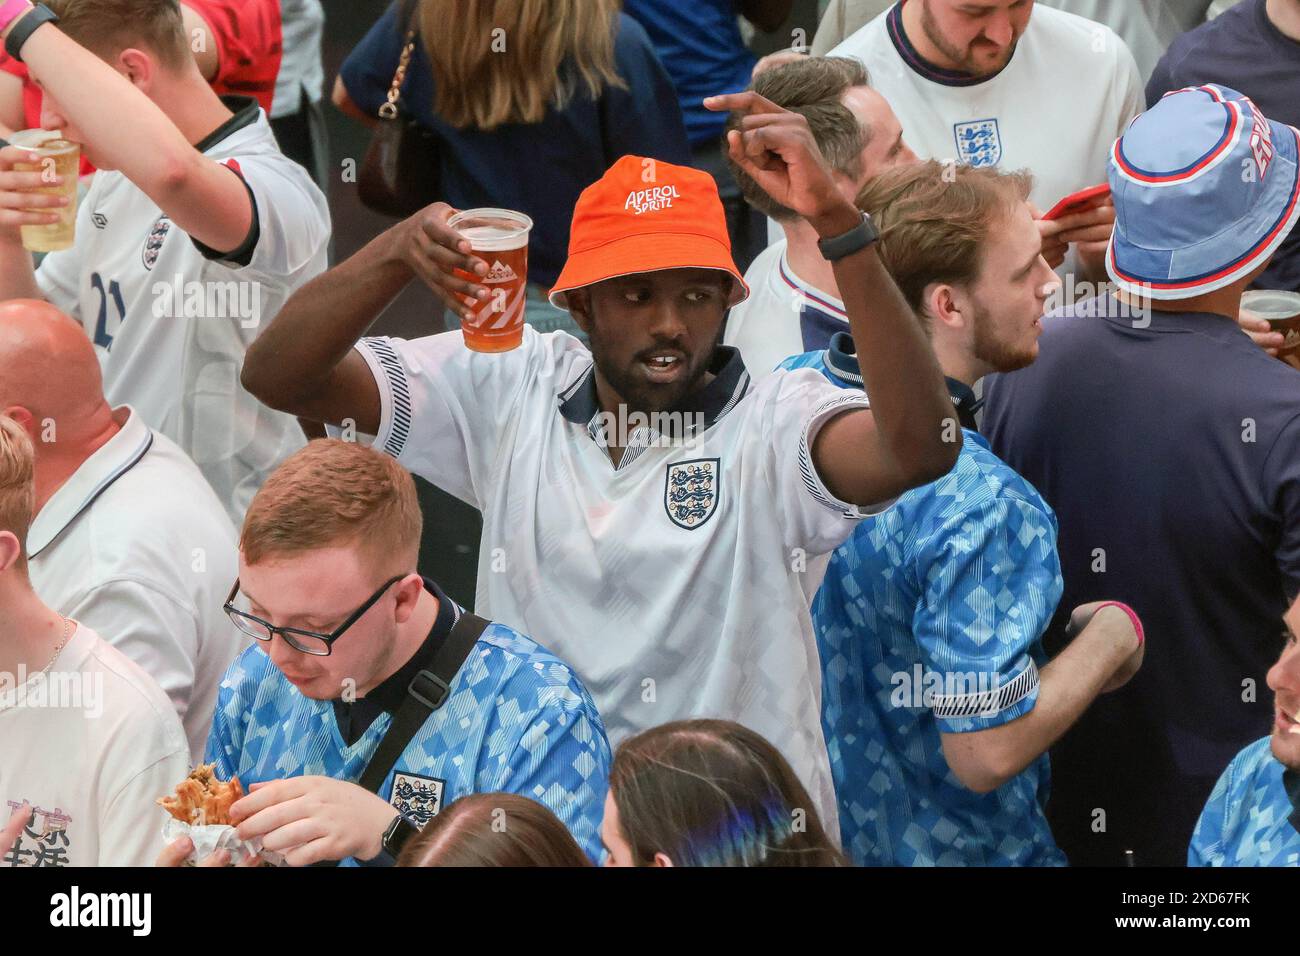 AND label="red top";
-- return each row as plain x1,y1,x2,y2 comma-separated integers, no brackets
186,0,283,115
0,0,282,176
